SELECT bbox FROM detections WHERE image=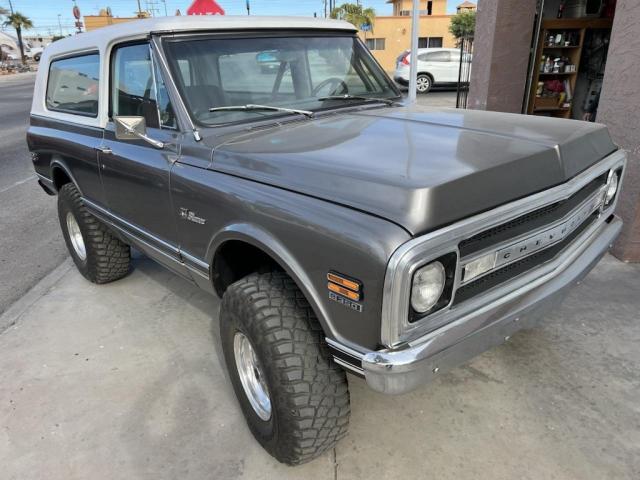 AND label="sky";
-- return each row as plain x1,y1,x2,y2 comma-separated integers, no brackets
0,0,463,36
